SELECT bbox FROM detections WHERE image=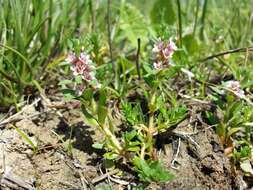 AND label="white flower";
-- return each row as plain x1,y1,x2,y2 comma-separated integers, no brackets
224,80,245,99
153,62,164,70
152,37,177,70
65,51,101,93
